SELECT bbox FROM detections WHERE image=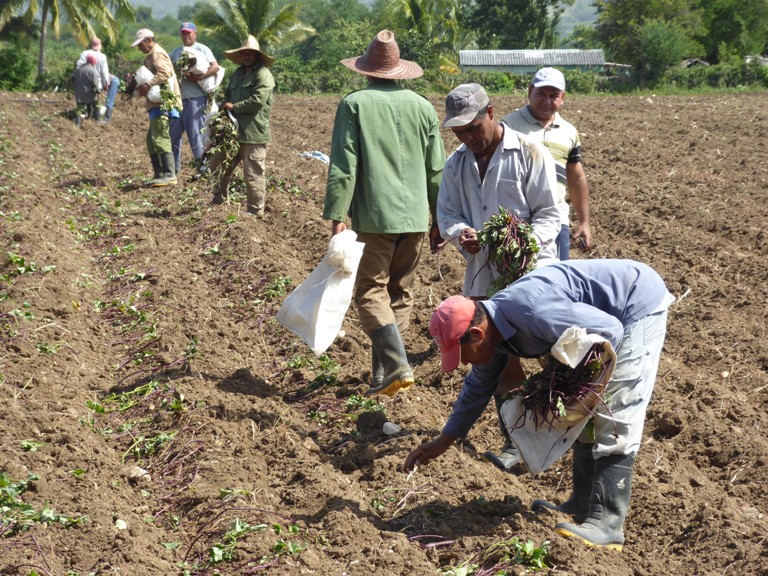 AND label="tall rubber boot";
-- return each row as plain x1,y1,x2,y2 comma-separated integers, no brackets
366,324,414,397
484,396,523,472
151,152,178,187
370,349,384,390
143,155,163,186
555,453,634,551
532,441,595,522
